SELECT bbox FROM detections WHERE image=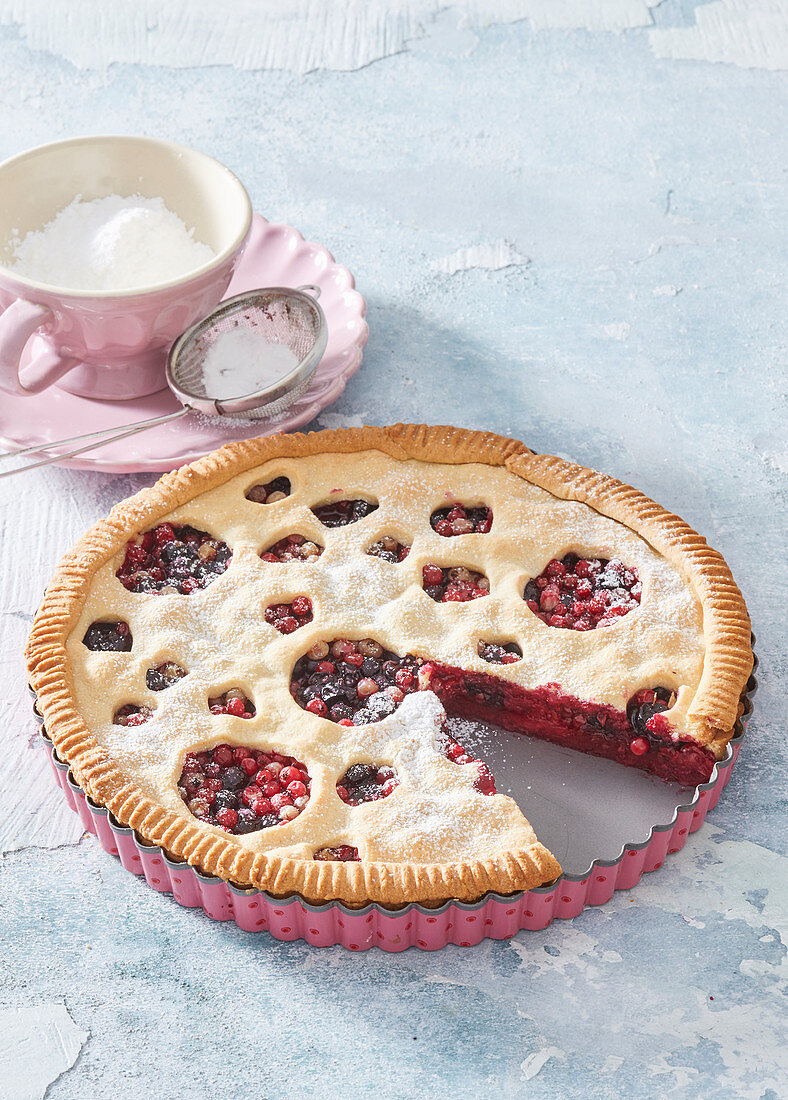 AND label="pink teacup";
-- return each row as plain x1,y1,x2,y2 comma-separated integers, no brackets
0,135,252,400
